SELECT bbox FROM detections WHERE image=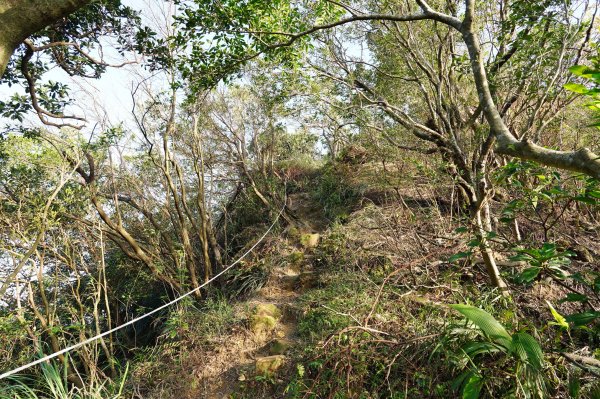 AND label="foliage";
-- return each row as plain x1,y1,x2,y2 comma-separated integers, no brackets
510,243,574,284
0,359,128,399
566,53,600,127
312,163,363,222
447,305,547,399
225,264,271,299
